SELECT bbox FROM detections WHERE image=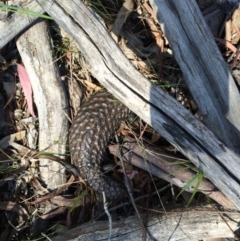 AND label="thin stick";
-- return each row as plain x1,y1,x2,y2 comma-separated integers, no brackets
95,185,171,220
103,191,112,241
115,134,157,241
